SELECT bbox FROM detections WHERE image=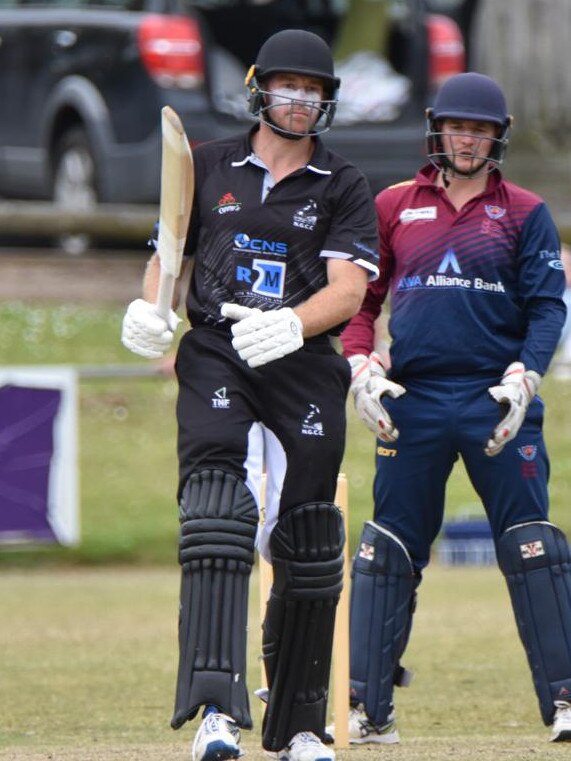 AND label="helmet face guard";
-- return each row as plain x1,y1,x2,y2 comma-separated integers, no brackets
426,110,512,178
246,29,340,140
246,71,338,138
425,72,512,178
